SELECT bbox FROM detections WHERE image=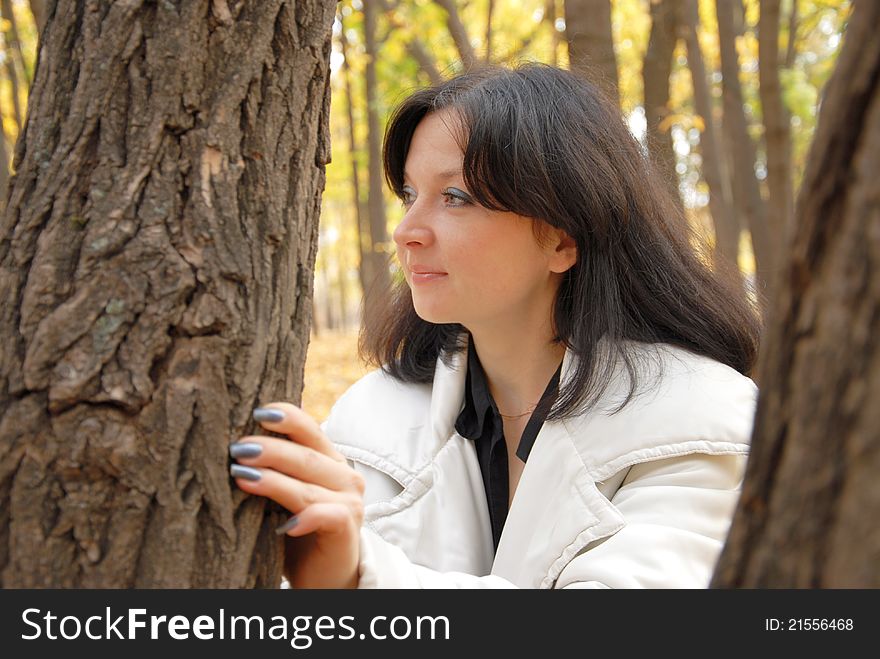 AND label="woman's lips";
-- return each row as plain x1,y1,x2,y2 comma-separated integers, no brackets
411,272,448,284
